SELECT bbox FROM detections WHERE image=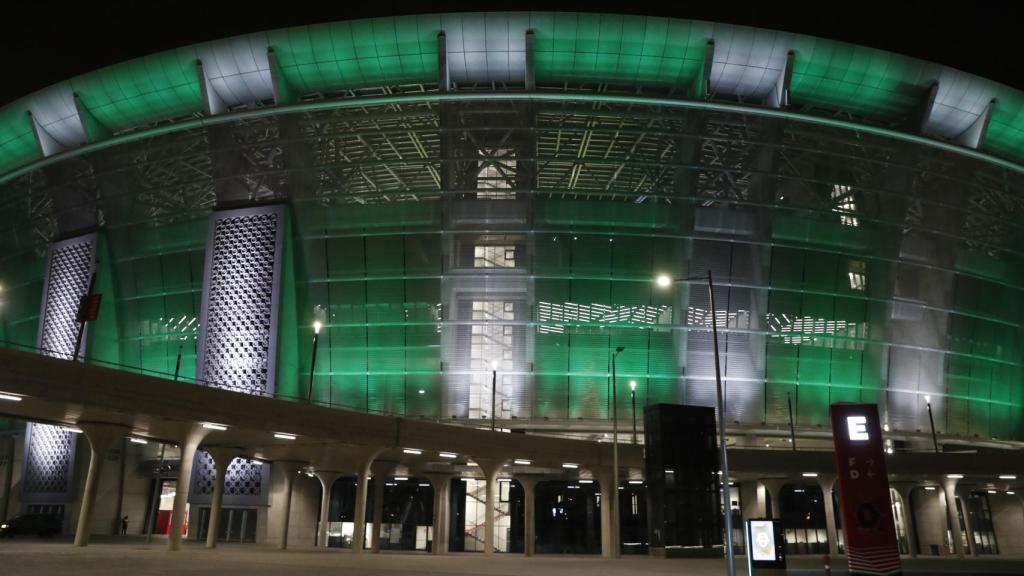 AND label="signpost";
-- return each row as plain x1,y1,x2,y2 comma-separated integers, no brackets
830,403,902,576
745,519,786,575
